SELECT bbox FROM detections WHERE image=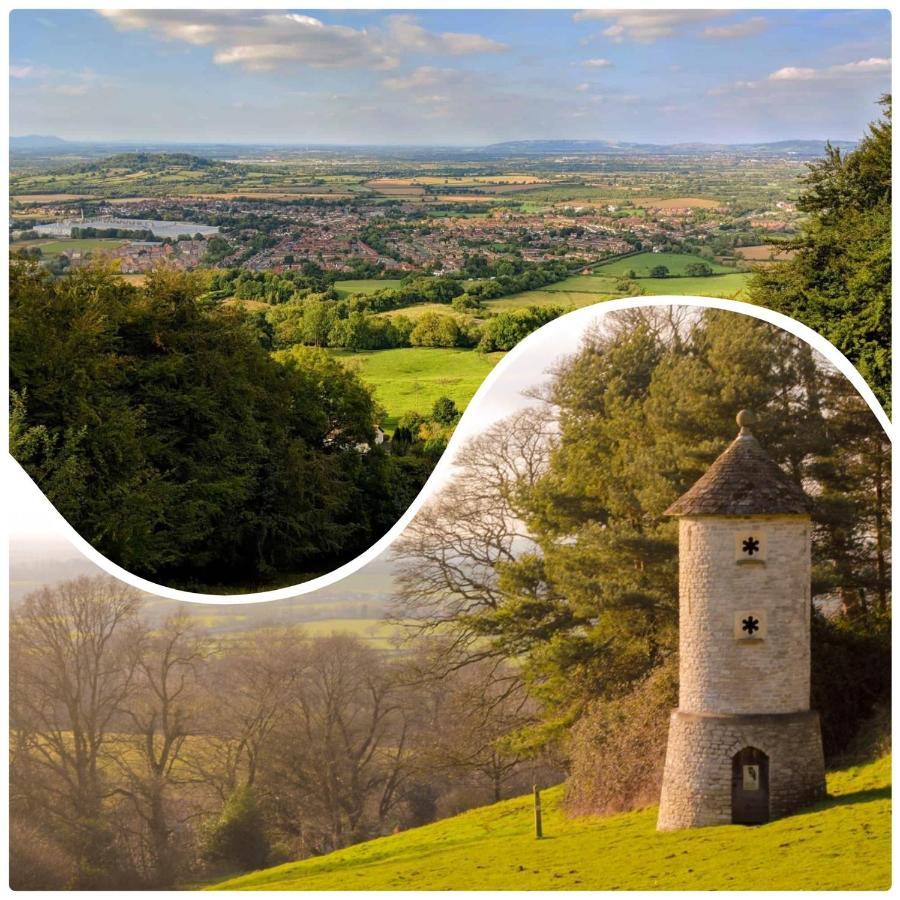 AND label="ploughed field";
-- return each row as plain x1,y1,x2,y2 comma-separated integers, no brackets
209,754,890,891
